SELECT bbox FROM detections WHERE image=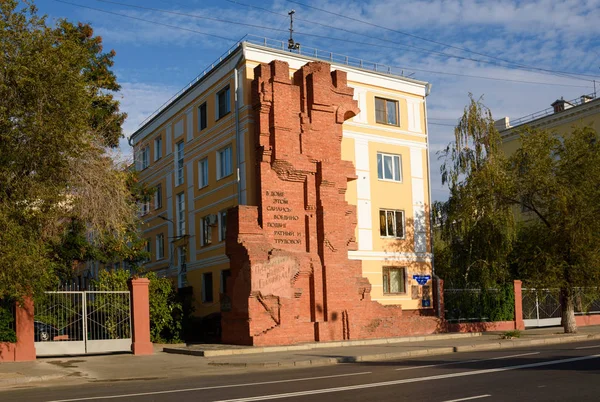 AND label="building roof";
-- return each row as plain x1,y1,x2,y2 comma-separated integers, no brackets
129,37,430,145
